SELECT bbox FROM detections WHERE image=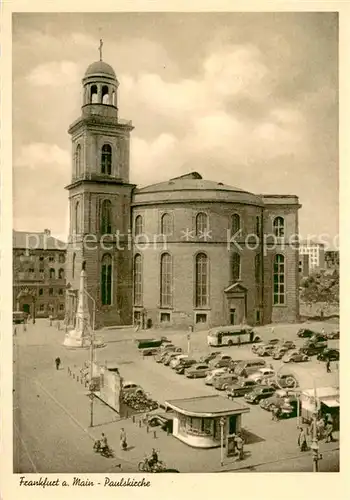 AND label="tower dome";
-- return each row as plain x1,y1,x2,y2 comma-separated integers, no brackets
84,60,116,79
